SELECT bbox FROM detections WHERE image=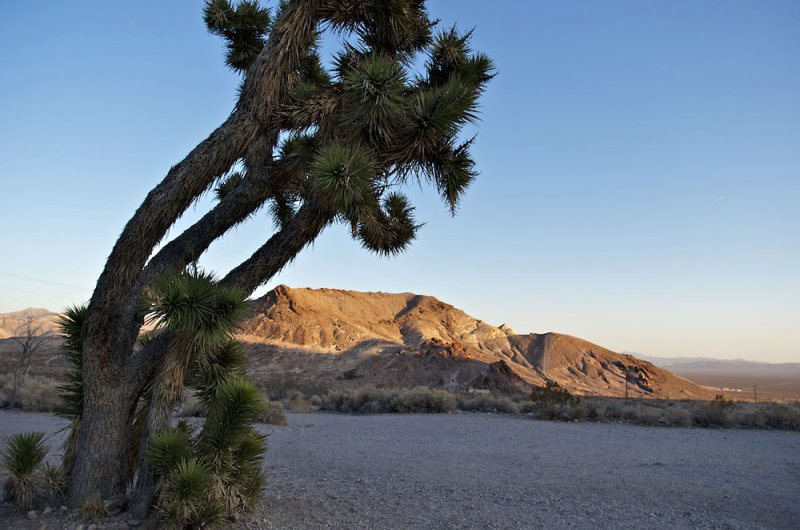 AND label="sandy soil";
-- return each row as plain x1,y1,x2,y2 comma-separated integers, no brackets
1,411,798,529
